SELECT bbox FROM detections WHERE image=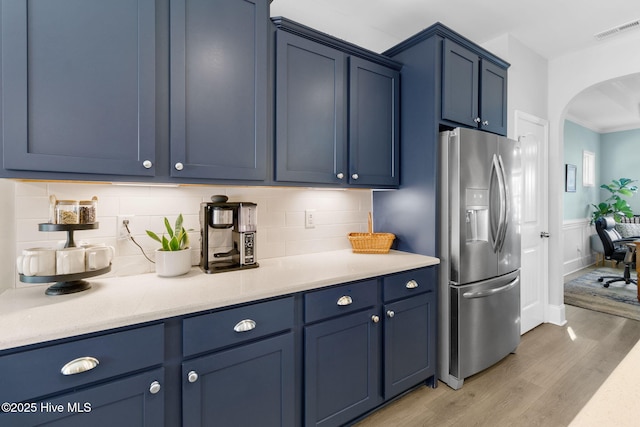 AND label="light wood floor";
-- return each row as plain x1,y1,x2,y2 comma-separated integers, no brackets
355,304,640,427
